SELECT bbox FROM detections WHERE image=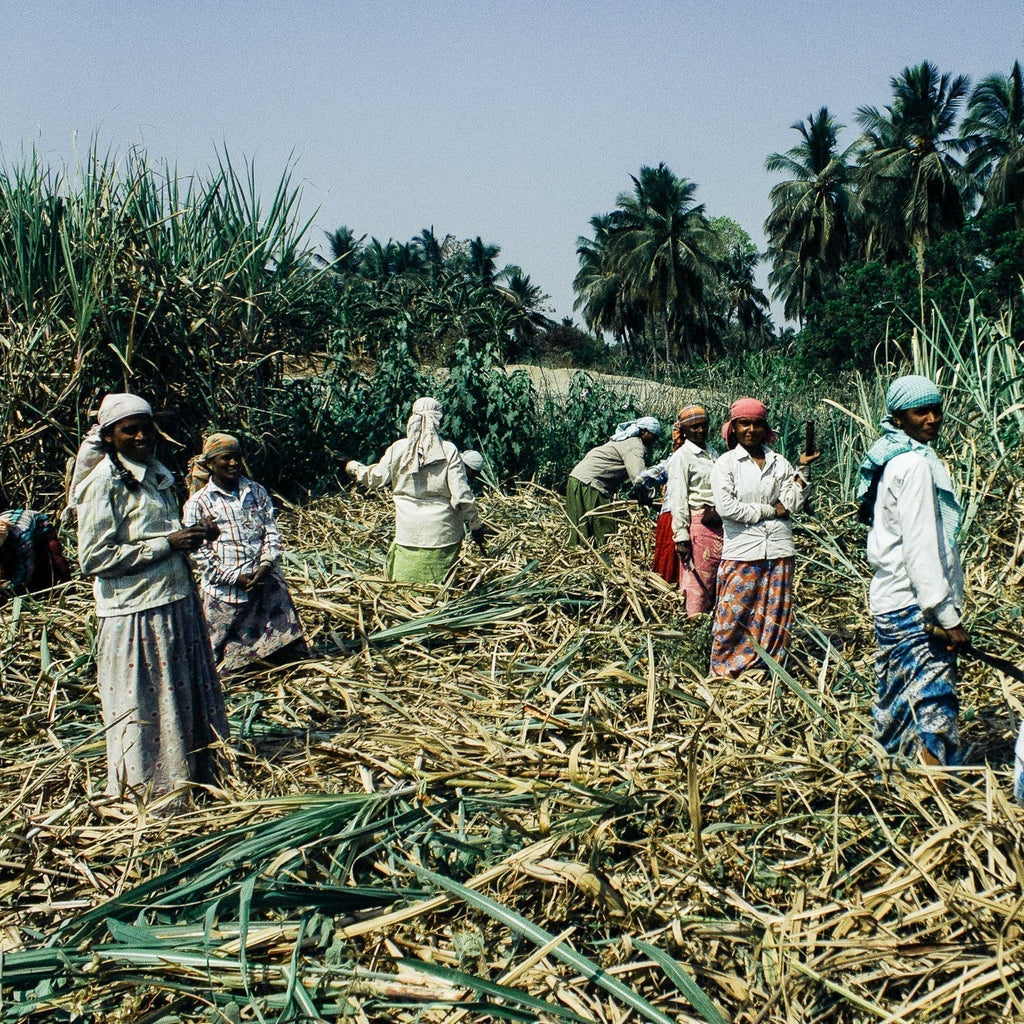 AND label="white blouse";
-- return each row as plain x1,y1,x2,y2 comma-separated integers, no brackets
866,450,963,627
710,445,810,560
349,439,482,549
76,456,193,616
